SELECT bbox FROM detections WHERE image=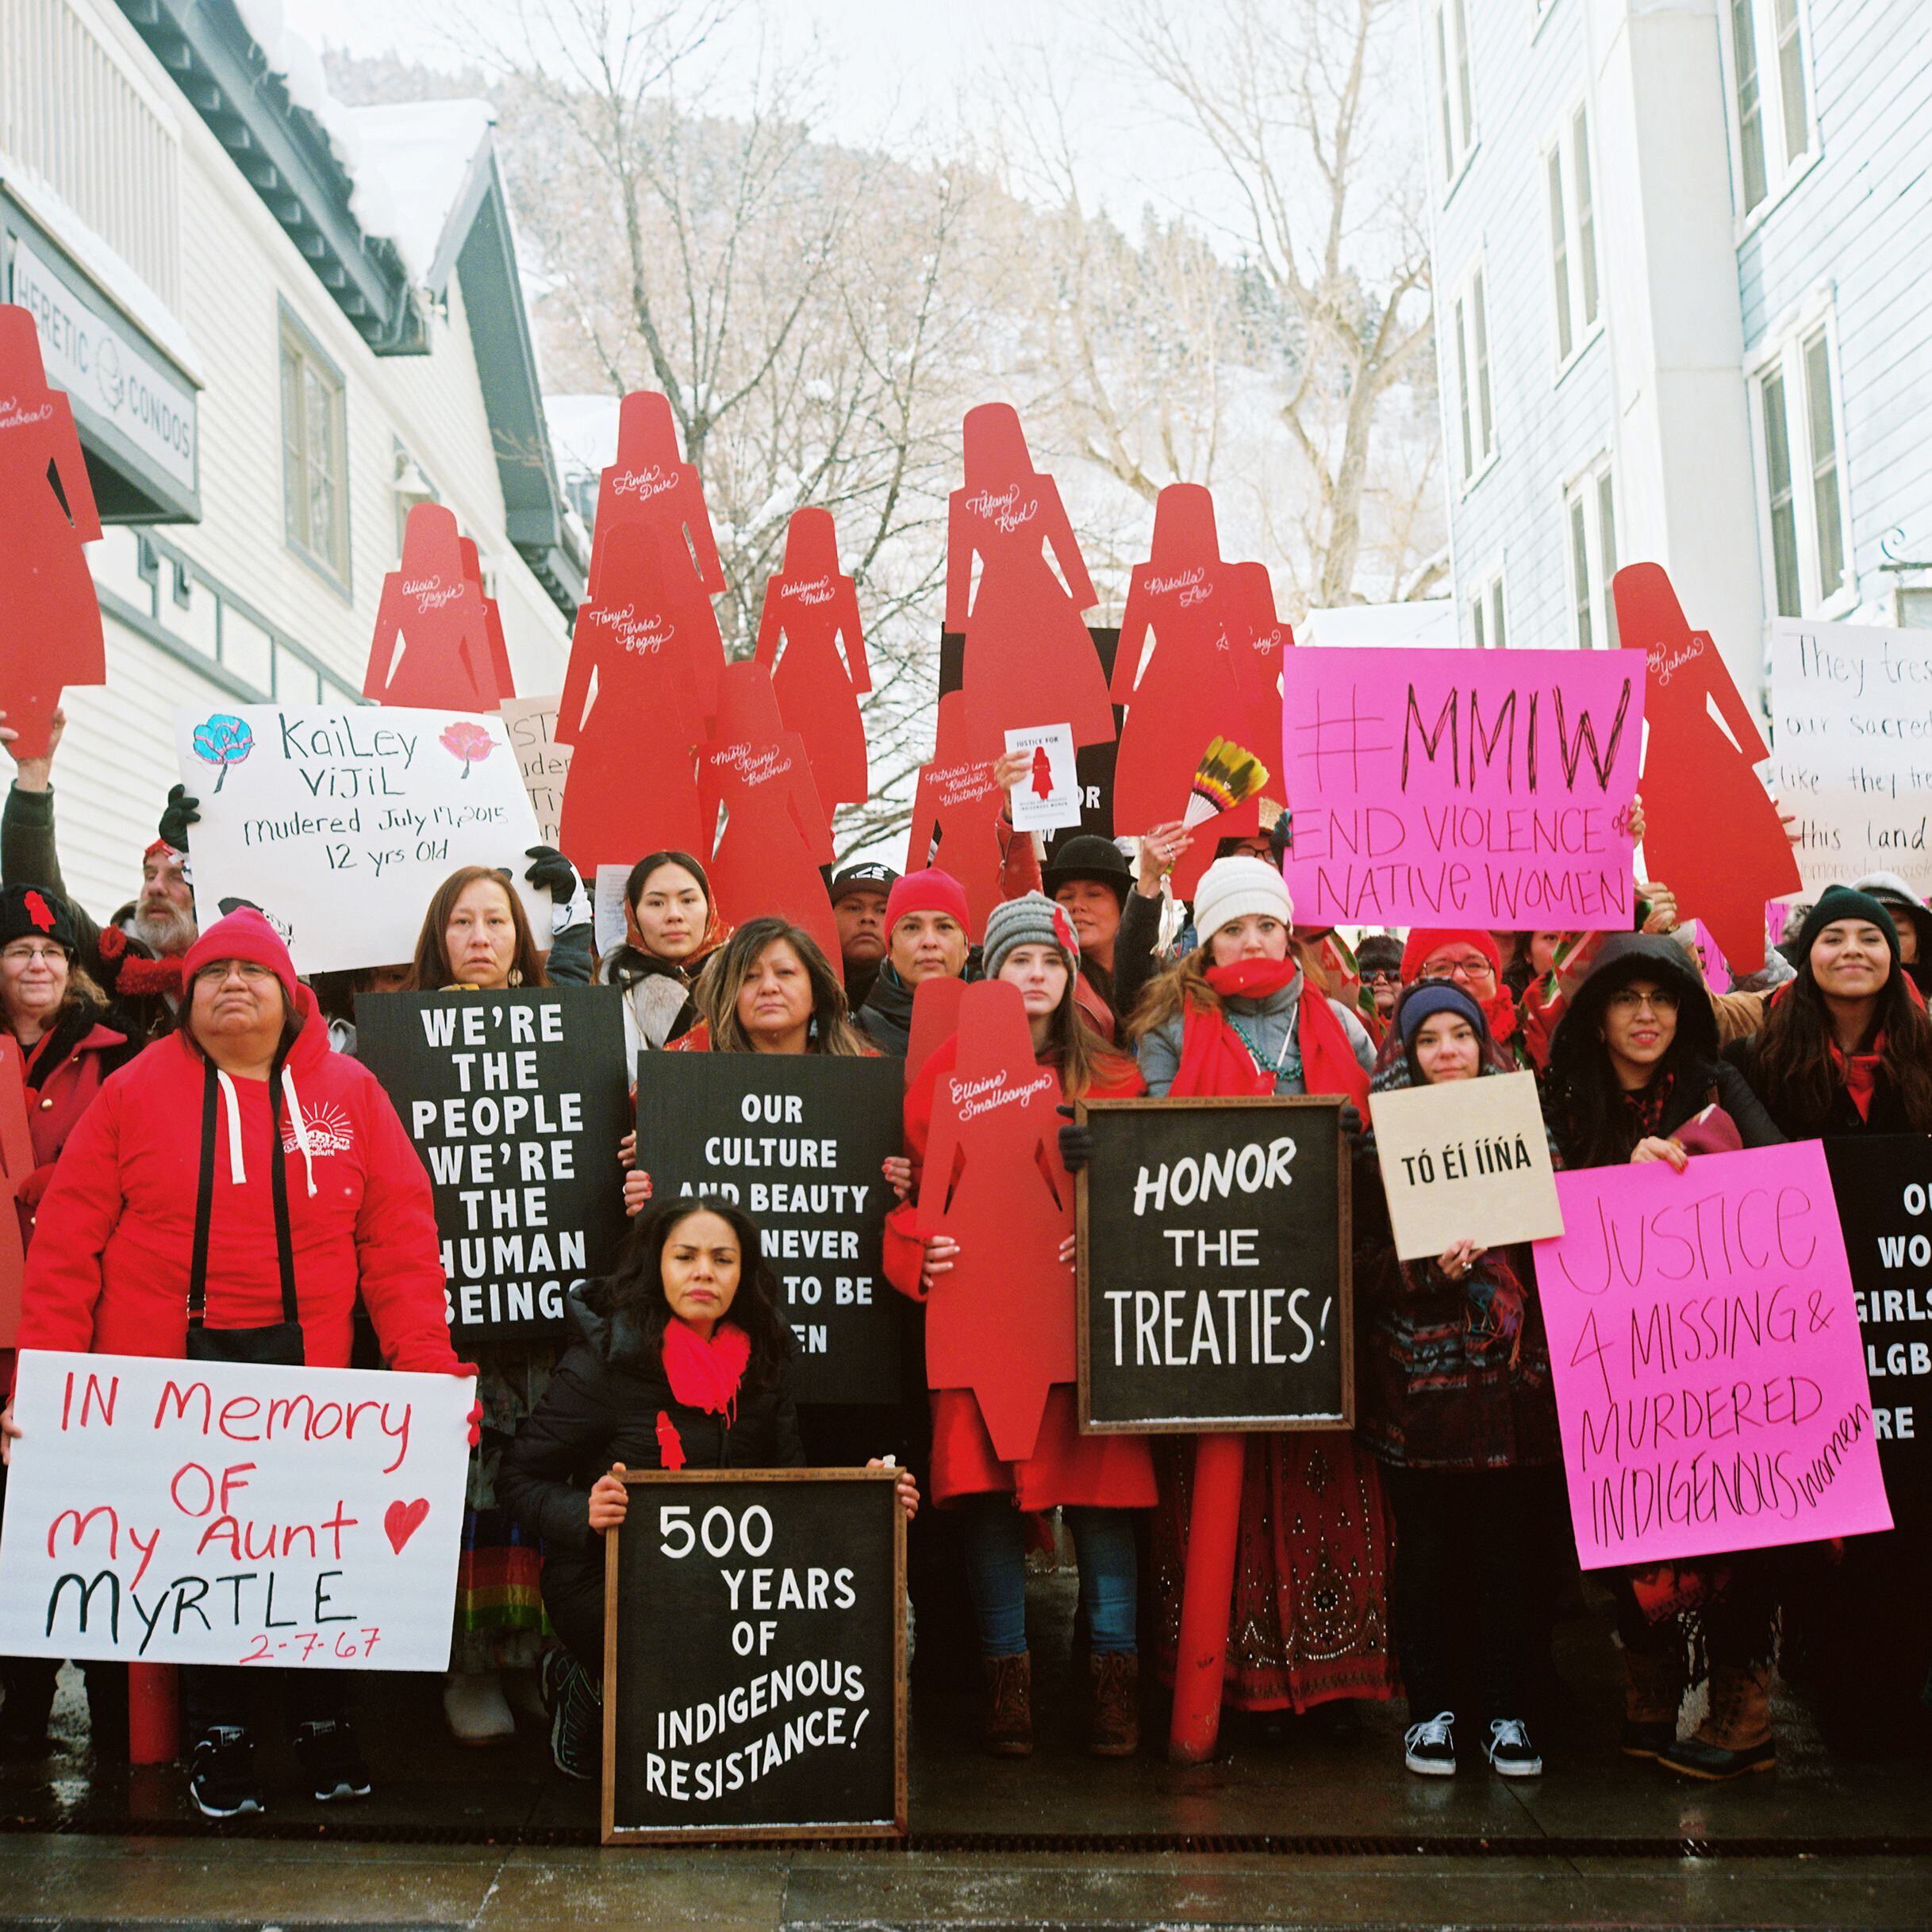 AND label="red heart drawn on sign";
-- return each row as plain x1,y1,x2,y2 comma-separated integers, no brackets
384,1498,430,1554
